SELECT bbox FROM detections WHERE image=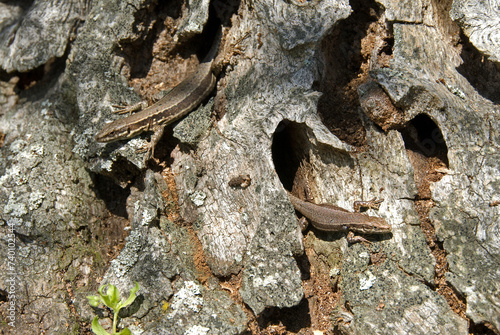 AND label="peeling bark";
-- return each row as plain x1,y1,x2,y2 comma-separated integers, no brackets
0,0,499,334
